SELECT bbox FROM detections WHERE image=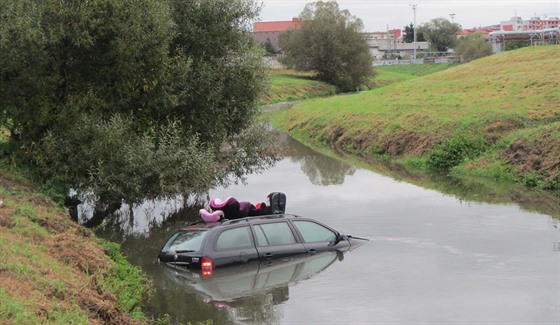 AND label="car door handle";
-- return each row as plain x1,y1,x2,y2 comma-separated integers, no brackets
309,249,317,255
264,253,273,259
